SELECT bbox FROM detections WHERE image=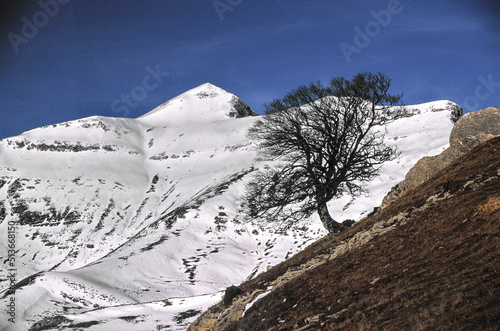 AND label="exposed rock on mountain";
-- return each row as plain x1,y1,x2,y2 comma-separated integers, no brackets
382,106,500,208
229,96,258,118
190,136,500,331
